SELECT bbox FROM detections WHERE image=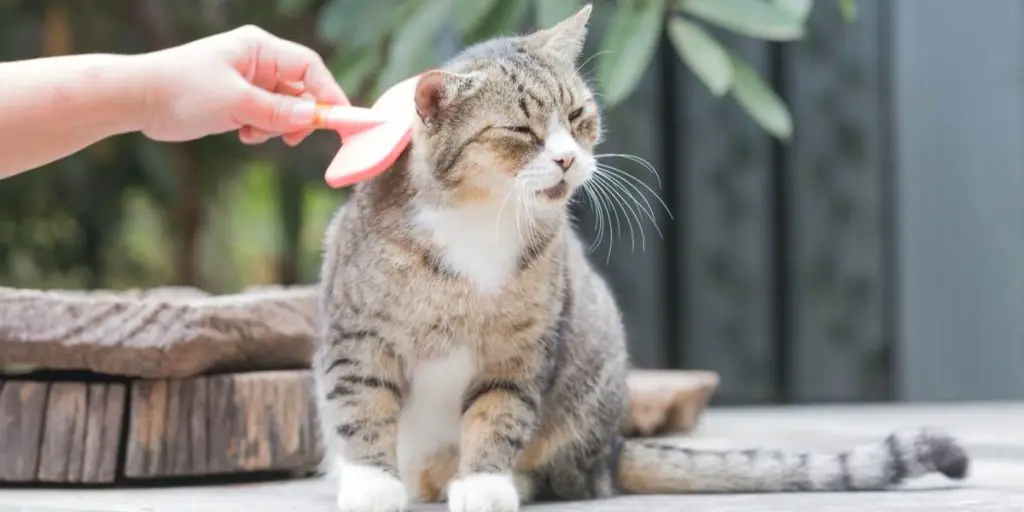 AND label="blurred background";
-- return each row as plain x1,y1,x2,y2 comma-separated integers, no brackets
1,0,1022,406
